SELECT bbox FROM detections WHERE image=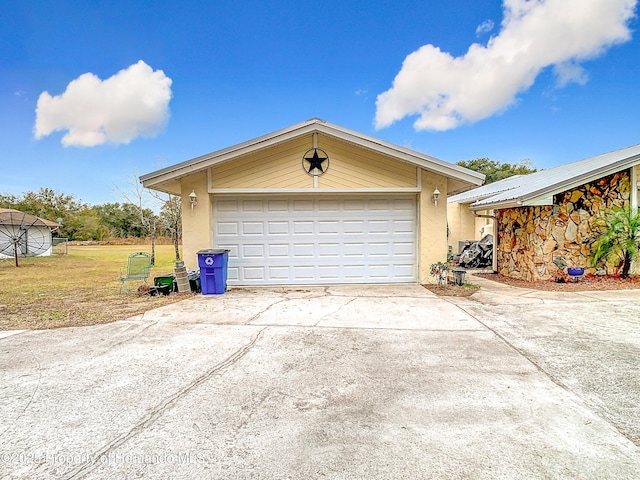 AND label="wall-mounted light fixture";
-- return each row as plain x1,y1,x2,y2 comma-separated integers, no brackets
432,187,441,206
189,190,198,209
